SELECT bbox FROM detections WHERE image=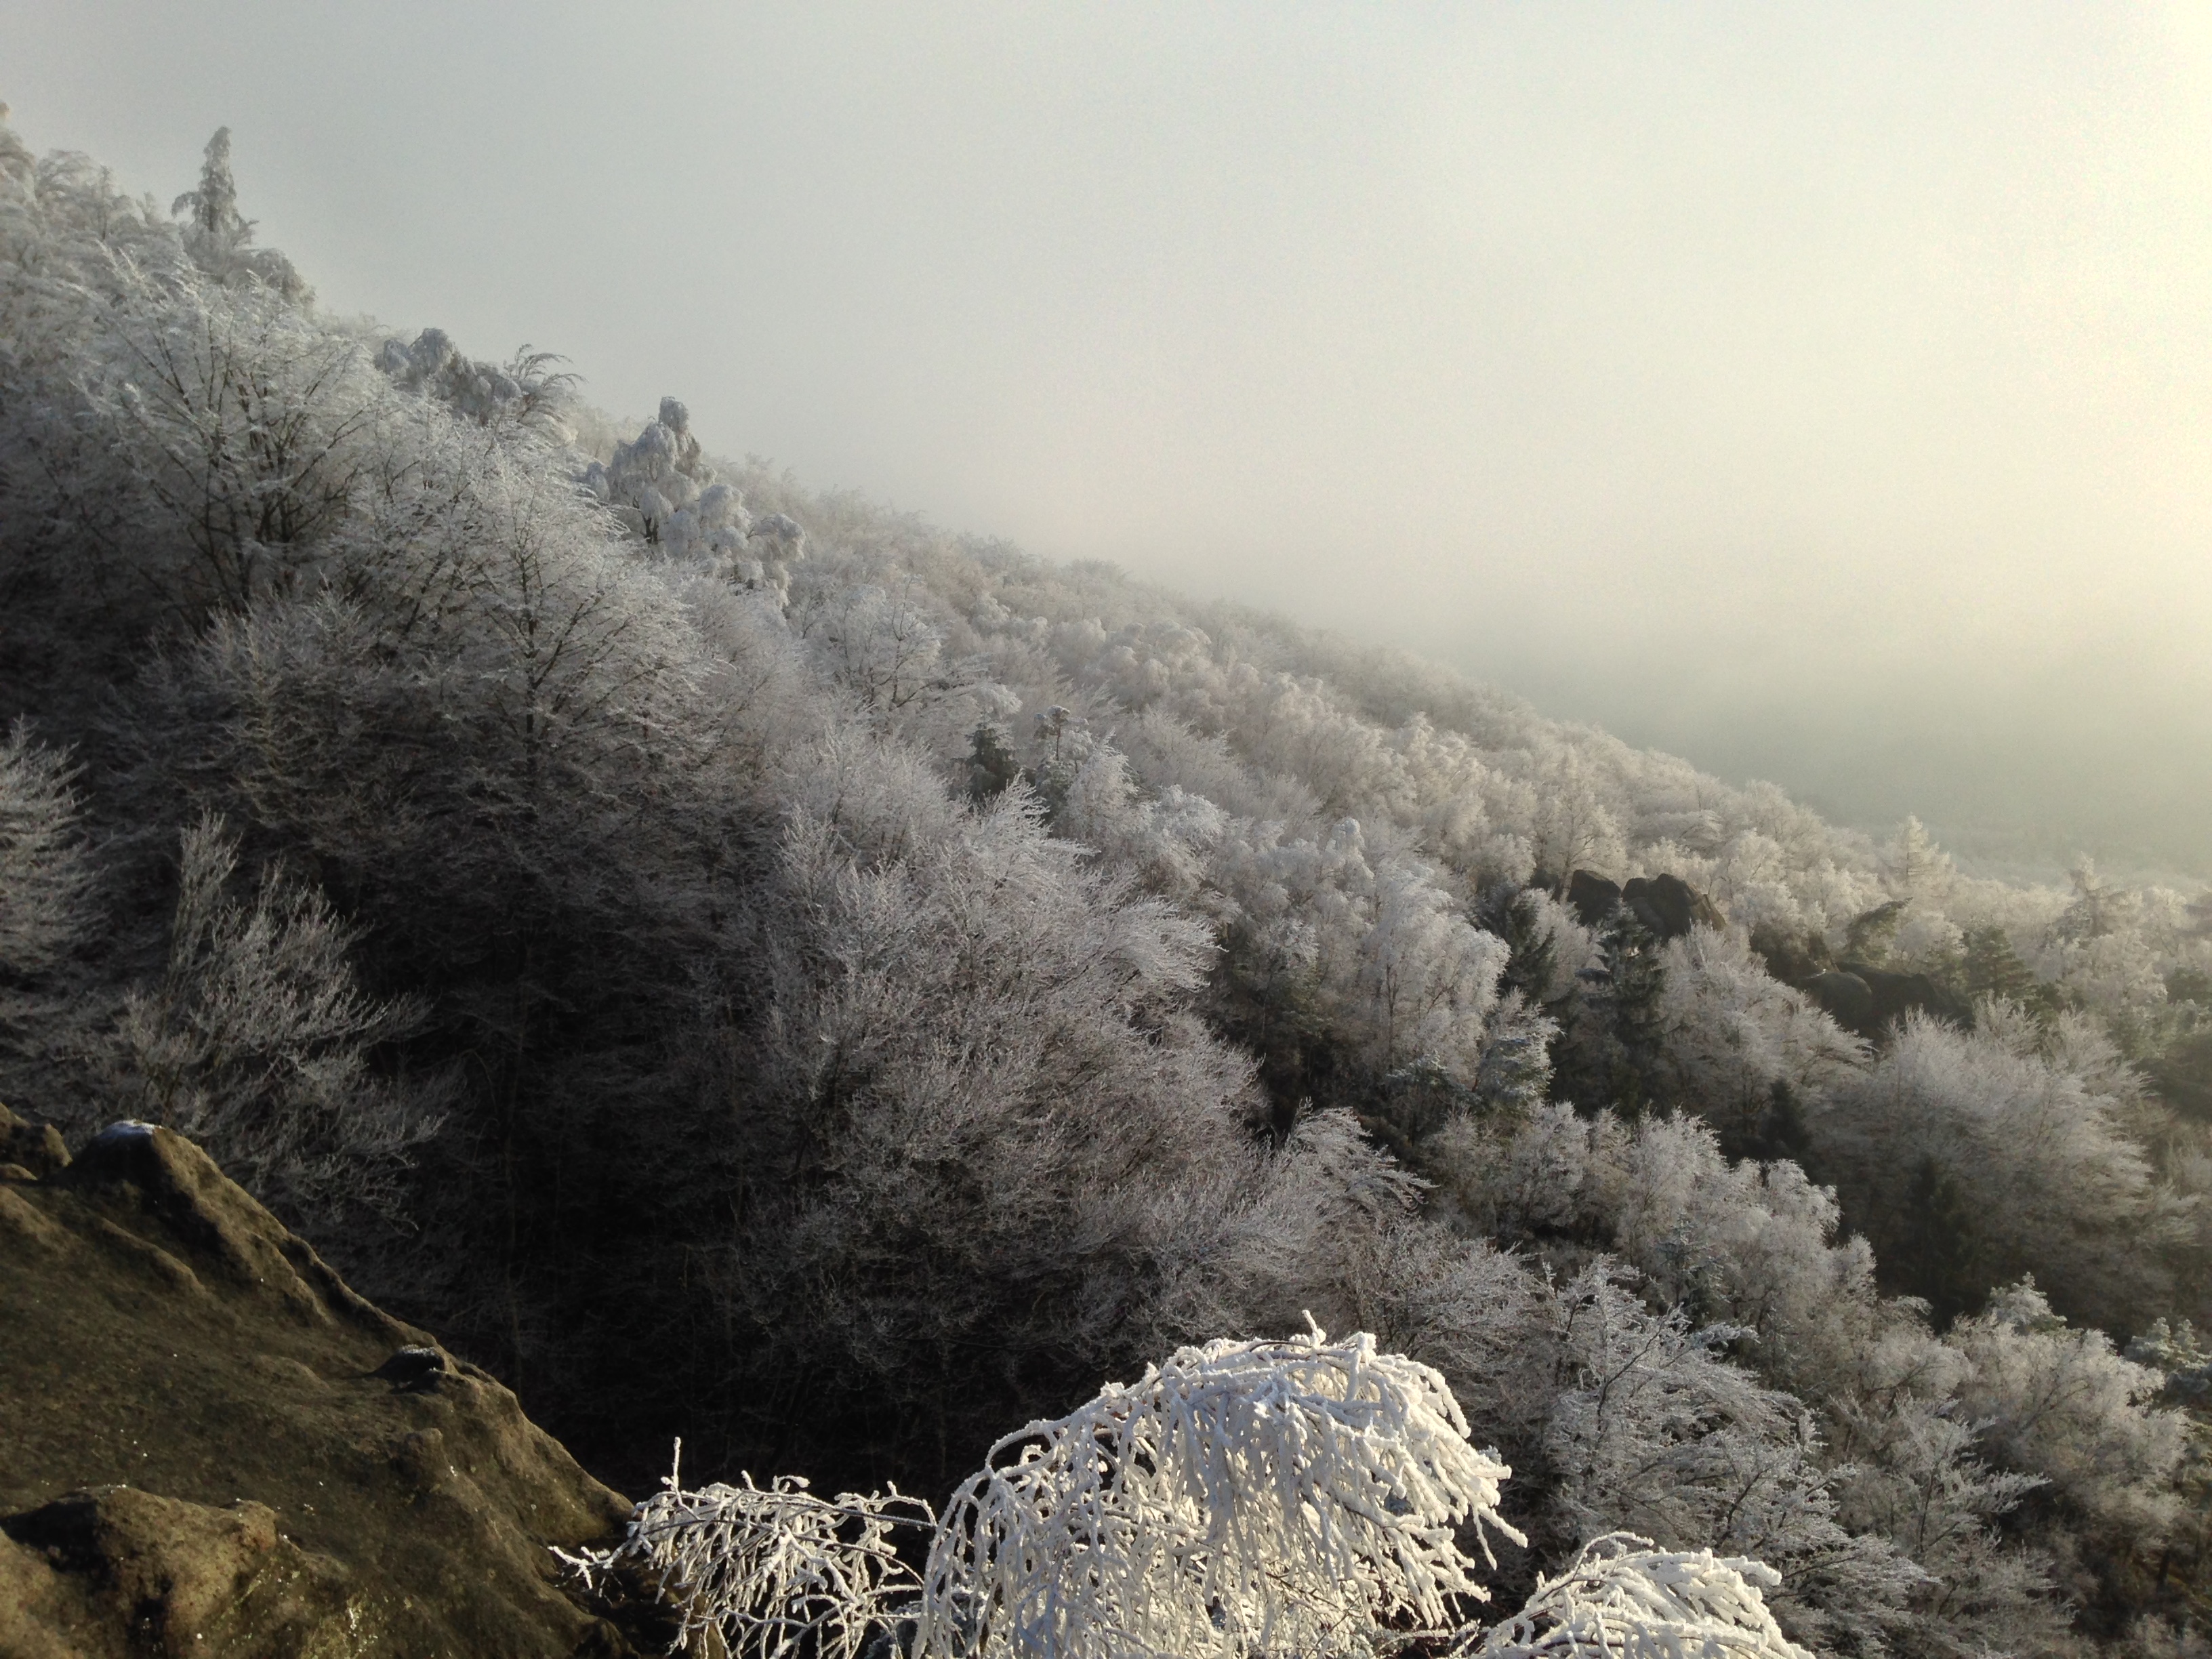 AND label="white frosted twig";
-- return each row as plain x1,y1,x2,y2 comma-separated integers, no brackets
558,1441,935,1659
1468,1534,1813,1659
915,1318,1525,1659
561,1358,1816,1659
